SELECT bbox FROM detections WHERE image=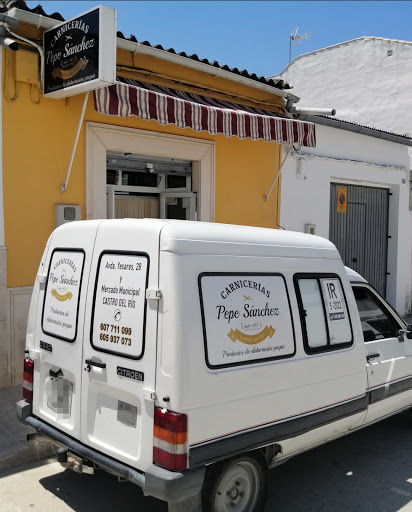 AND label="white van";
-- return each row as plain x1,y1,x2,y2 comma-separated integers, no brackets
17,219,412,512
